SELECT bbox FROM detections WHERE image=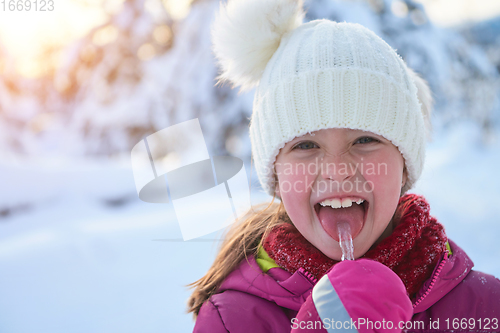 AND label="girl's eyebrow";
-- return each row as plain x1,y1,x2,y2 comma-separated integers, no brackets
290,131,387,144
289,135,314,143
352,131,384,139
